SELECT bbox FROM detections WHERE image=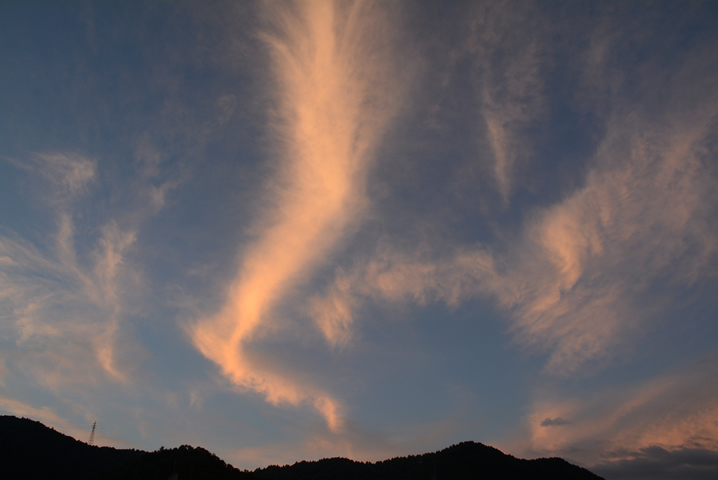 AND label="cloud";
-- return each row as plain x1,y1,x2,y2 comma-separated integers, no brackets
471,3,546,204
0,144,177,394
189,0,404,430
0,394,92,441
541,417,572,427
0,215,140,385
592,447,718,480
309,67,718,375
0,393,133,448
308,276,356,349
0,143,184,448
413,2,547,207
518,355,718,471
5,152,97,202
132,137,184,215
34,153,97,199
